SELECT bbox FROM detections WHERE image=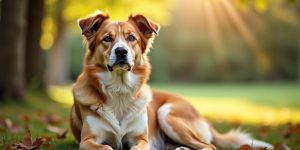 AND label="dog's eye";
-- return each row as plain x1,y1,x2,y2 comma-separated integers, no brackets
127,35,136,42
103,36,113,42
